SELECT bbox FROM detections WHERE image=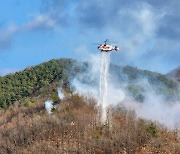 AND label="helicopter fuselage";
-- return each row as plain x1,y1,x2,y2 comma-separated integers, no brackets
98,44,119,52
